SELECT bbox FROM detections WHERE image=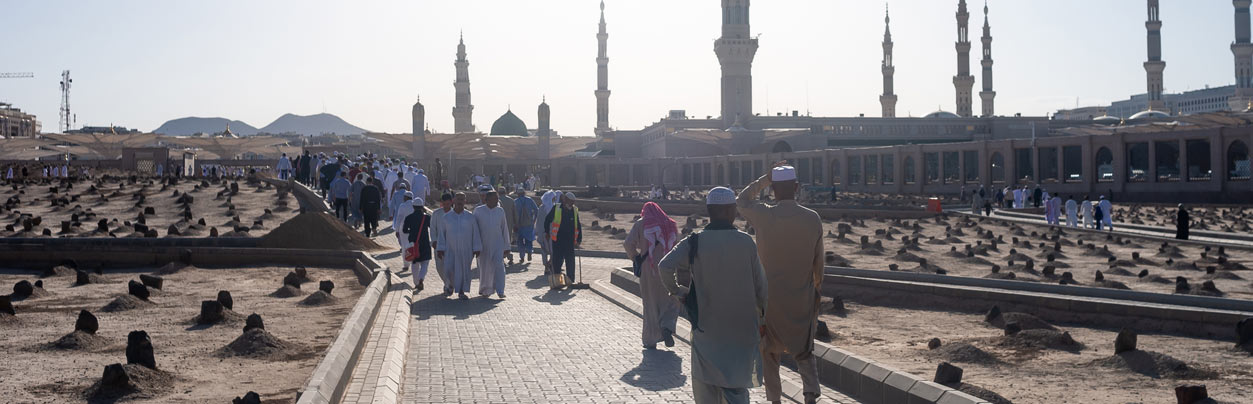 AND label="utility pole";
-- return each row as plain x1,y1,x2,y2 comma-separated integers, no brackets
59,70,73,132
